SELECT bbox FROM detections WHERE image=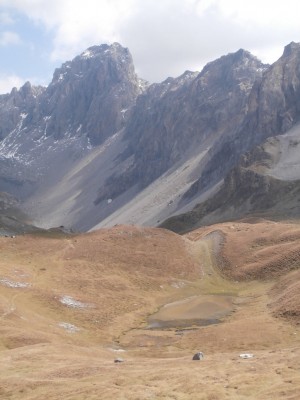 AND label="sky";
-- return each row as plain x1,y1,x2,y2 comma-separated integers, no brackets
0,0,300,94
